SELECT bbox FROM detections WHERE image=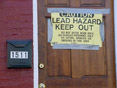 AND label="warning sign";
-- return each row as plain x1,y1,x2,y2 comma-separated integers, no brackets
50,13,103,48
